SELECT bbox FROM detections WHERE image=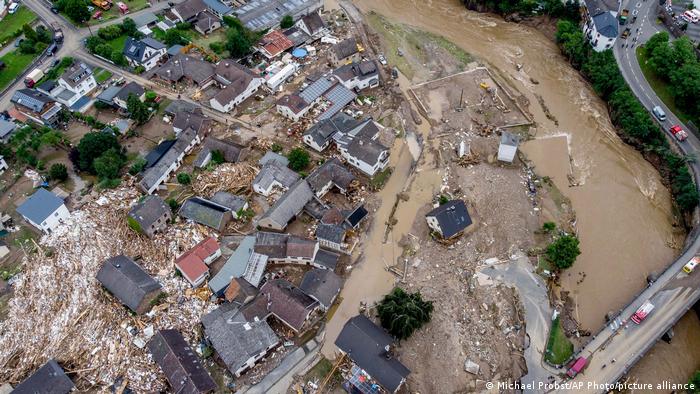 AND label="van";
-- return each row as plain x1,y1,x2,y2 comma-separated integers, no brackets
653,106,667,121
47,43,57,56
8,3,19,13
